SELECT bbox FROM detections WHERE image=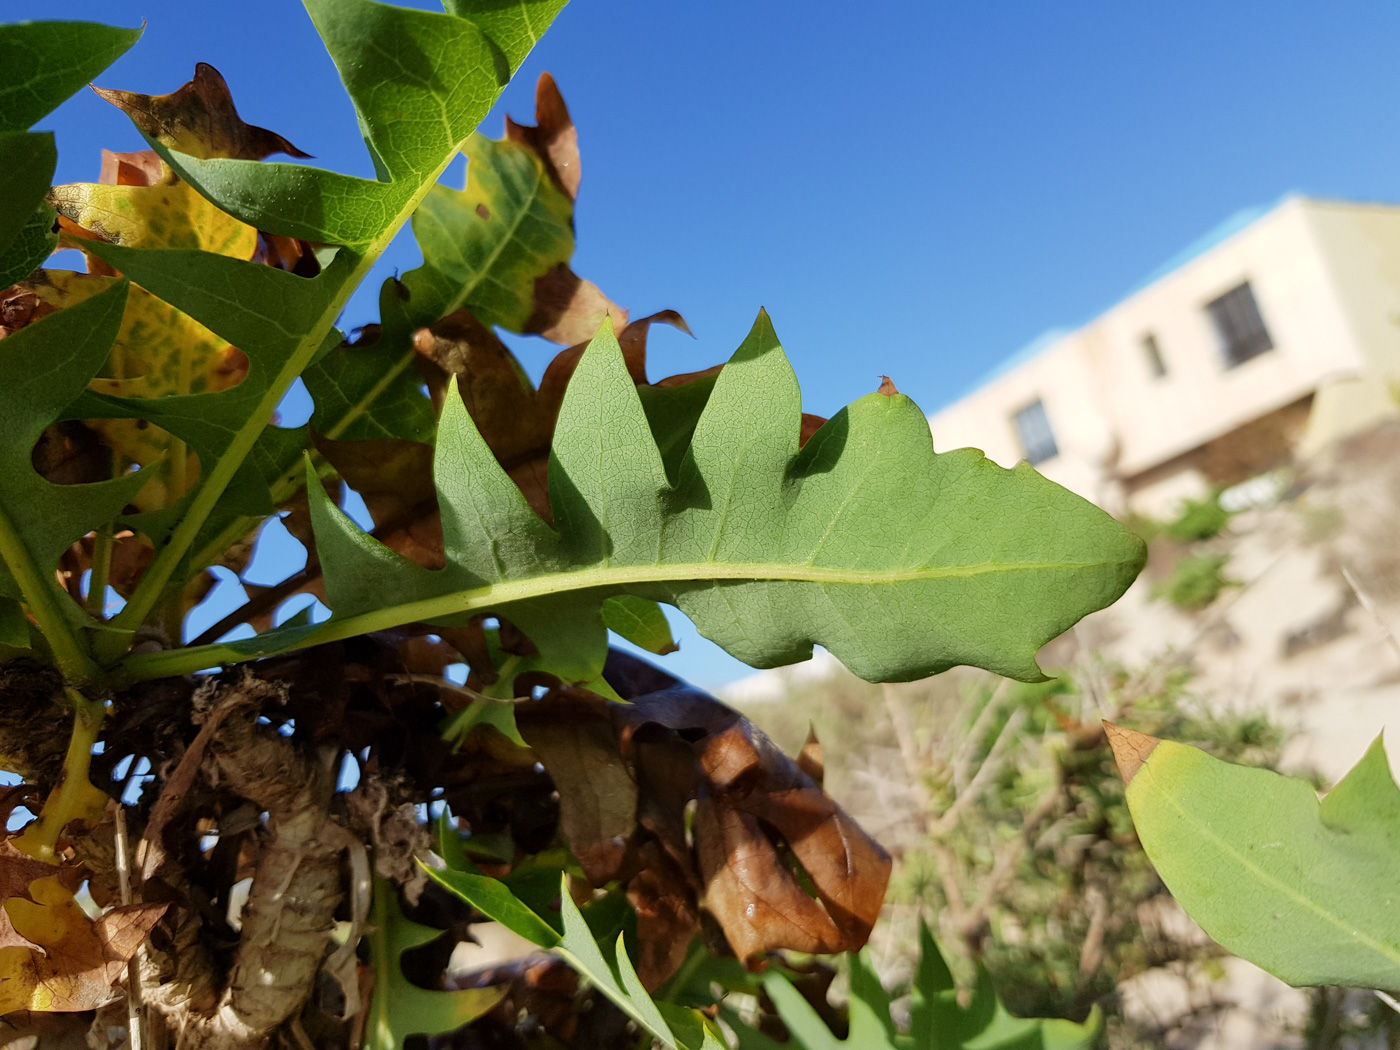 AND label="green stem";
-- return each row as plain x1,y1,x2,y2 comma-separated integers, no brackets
366,877,394,1049
18,688,106,862
96,149,462,665
86,527,114,619
0,504,100,685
